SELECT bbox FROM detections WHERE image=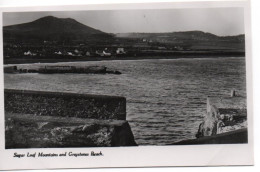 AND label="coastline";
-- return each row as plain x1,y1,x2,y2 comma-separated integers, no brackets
4,52,245,65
